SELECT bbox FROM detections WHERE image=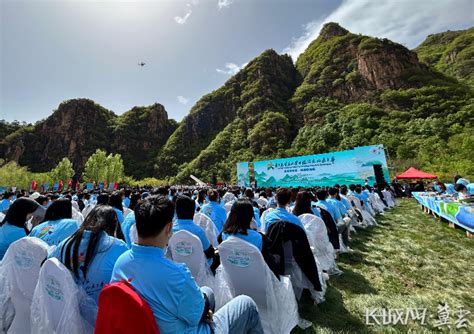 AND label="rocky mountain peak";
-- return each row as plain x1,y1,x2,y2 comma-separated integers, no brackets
318,22,349,42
